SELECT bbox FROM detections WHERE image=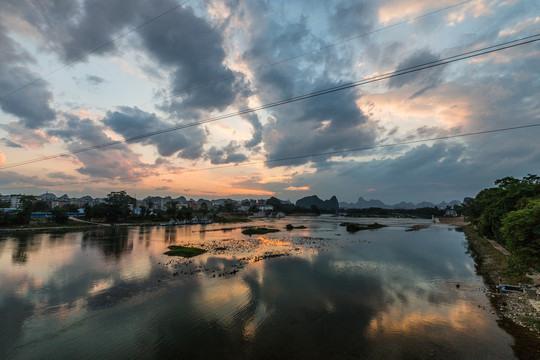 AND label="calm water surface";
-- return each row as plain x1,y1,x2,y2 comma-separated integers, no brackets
0,216,515,359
